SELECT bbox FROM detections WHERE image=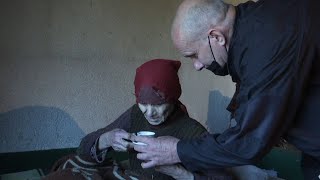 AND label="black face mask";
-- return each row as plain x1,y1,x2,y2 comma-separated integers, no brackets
206,60,229,76
206,36,229,76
